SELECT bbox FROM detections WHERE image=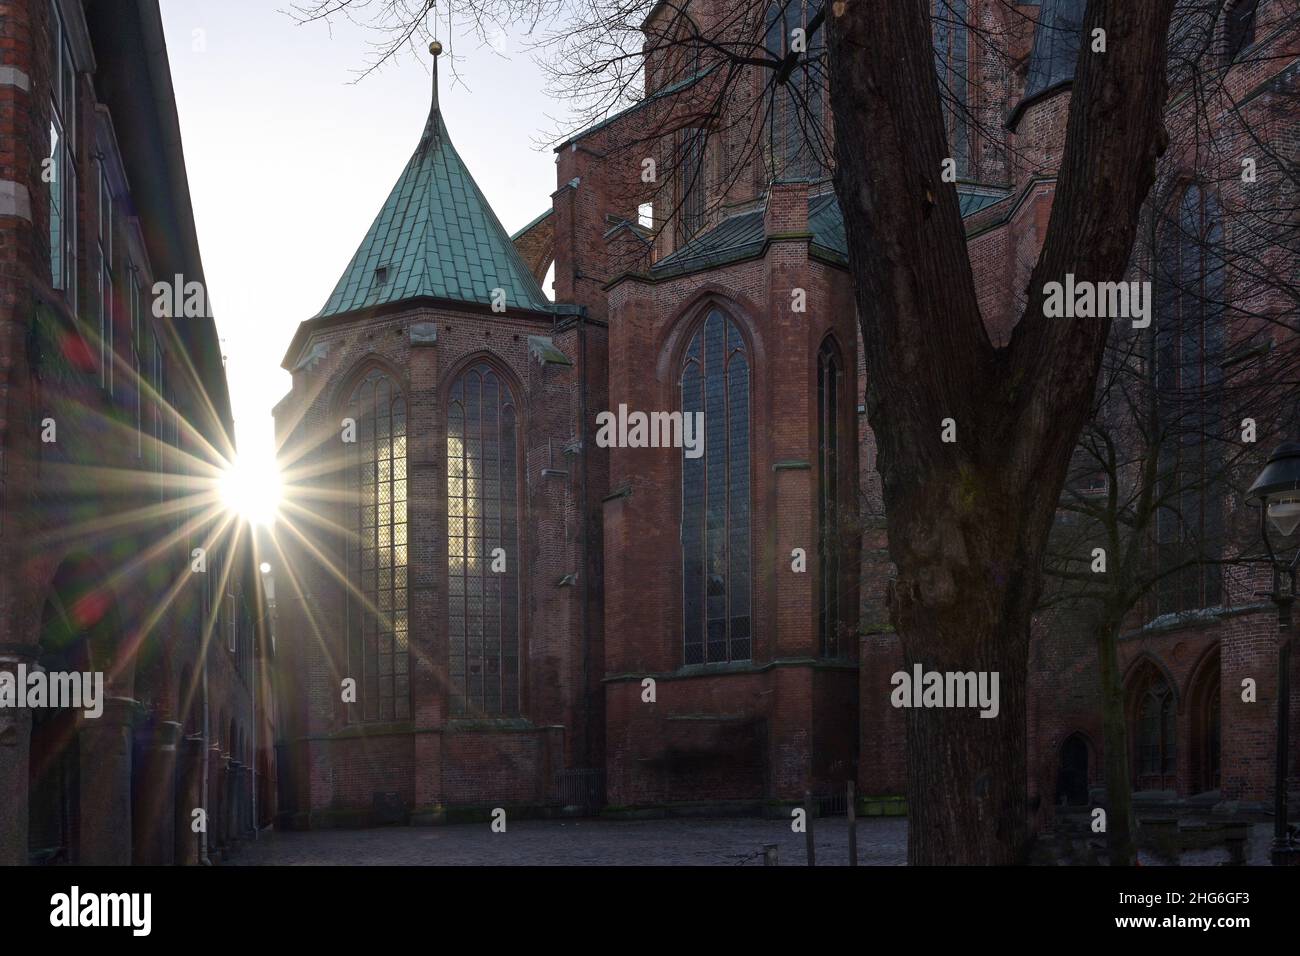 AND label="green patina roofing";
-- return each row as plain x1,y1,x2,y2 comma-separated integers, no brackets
316,73,550,319
650,184,1009,276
